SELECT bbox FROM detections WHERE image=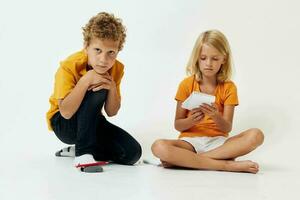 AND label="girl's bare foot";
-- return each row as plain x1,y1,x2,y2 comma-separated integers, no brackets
225,160,259,174
197,152,236,161
159,160,175,168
